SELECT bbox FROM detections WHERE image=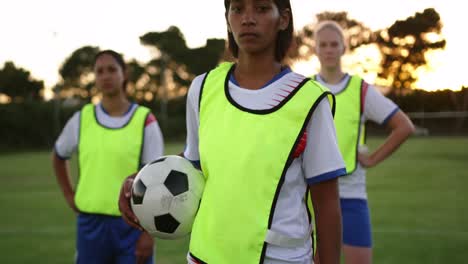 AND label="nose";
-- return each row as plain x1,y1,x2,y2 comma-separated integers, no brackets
101,71,111,80
241,7,256,26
